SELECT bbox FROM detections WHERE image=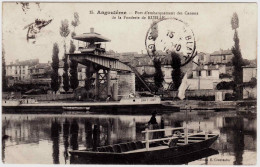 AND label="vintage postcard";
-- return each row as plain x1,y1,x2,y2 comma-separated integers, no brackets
1,1,257,165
